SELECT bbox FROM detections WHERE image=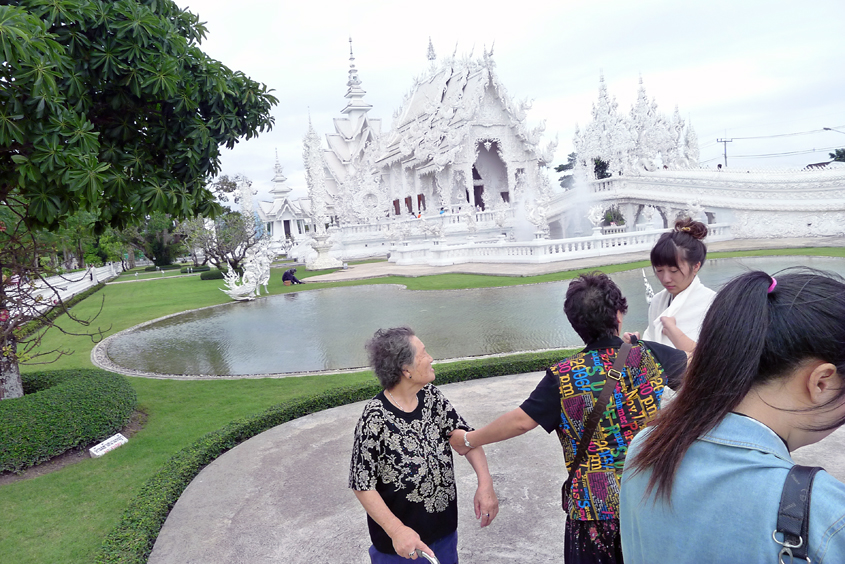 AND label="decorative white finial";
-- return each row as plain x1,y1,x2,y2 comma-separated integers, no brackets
347,37,361,87
274,148,283,174
427,37,436,61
